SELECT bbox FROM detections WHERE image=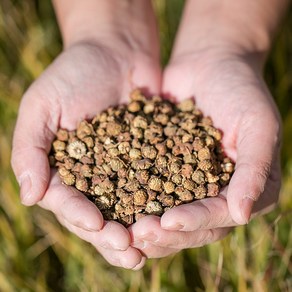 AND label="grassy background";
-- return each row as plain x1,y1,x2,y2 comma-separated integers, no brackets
0,0,291,291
